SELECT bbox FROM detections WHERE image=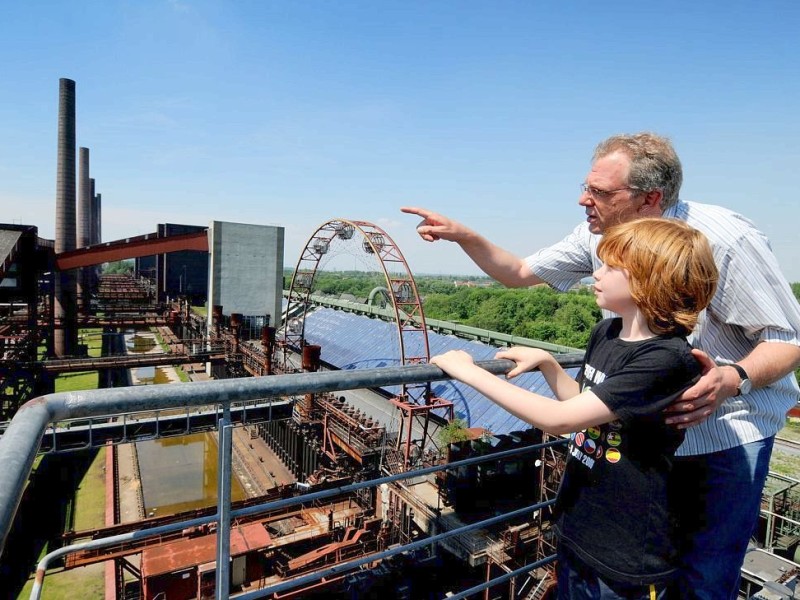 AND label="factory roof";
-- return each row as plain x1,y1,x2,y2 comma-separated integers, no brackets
0,229,23,278
301,307,580,435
